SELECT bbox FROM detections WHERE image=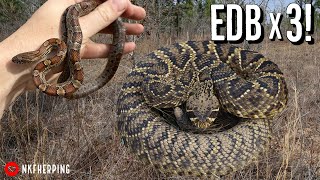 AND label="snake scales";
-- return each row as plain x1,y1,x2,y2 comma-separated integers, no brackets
9,0,288,176
12,0,125,99
117,41,288,177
